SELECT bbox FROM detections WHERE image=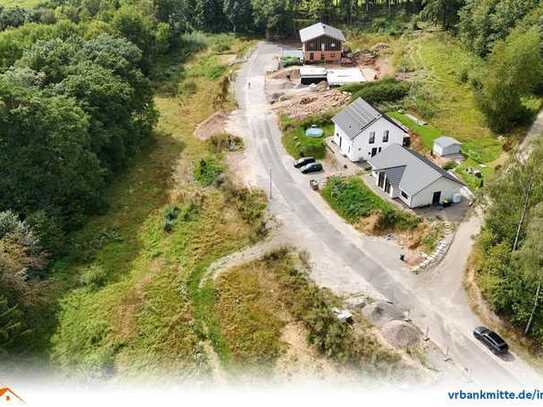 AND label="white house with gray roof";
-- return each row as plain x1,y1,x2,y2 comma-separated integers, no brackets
367,144,464,208
332,98,410,162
